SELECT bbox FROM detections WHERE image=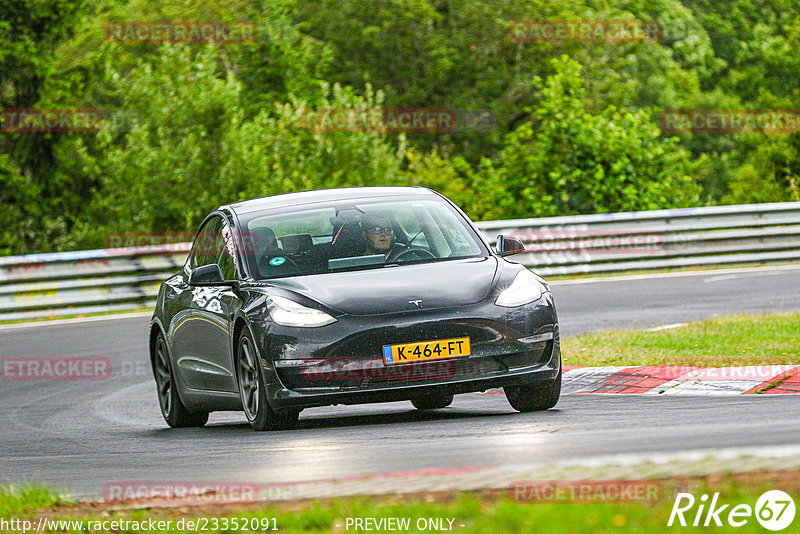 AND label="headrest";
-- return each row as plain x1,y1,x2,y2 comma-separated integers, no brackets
249,226,279,257
329,219,365,258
